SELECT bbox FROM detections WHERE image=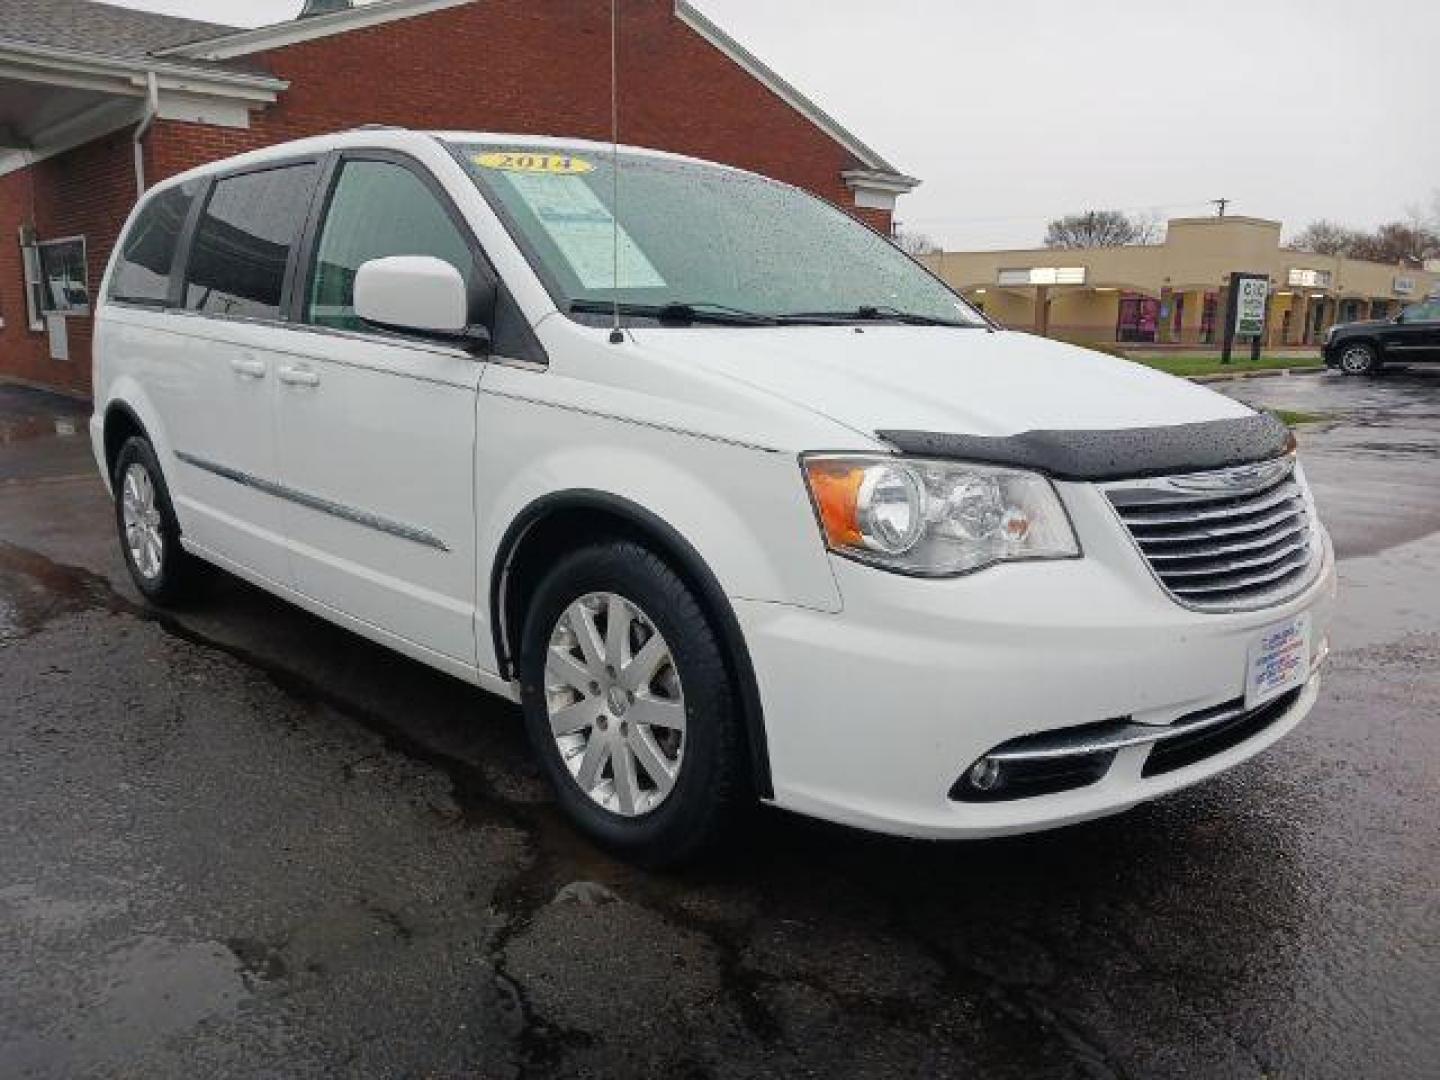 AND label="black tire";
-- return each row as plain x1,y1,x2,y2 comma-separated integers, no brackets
112,436,206,605
517,540,749,866
1336,341,1380,376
